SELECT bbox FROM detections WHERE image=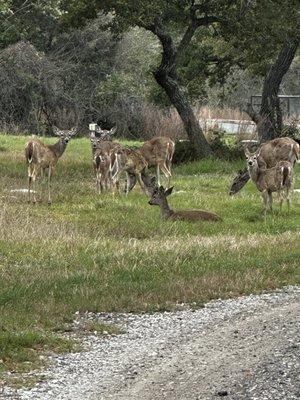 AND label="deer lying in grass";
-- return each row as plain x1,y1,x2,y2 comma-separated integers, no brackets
245,148,293,217
25,127,77,204
229,137,299,195
147,180,221,222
